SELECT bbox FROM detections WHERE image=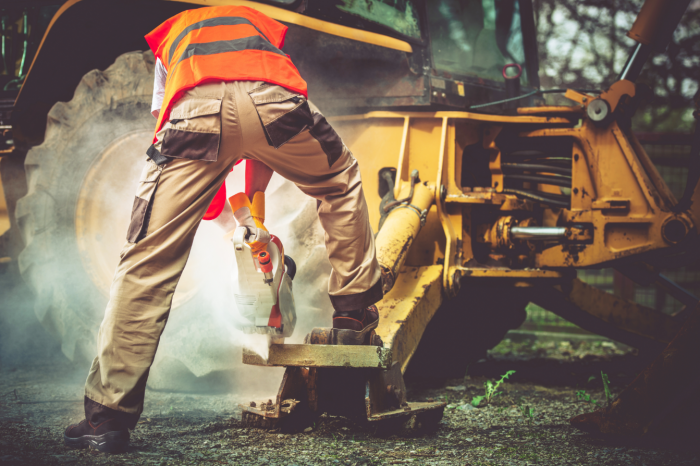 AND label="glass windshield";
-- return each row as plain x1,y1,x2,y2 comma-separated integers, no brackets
427,0,528,84
334,0,422,39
